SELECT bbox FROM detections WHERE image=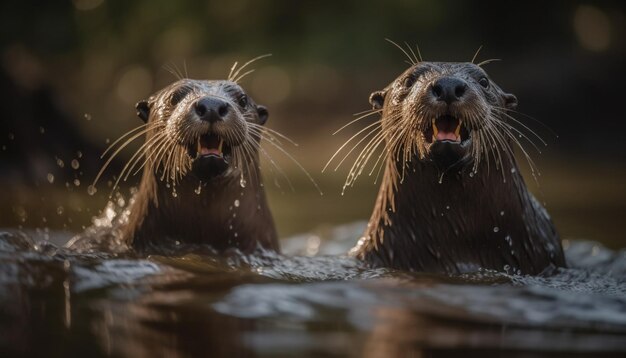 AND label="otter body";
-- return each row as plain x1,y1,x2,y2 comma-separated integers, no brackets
348,61,564,274
126,162,277,253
